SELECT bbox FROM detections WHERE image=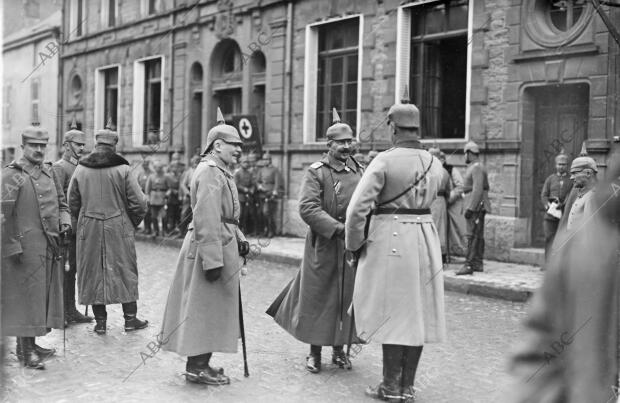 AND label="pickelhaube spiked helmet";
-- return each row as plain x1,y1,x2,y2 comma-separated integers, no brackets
95,117,118,145
570,142,597,173
326,108,353,141
204,107,243,153
387,86,420,129
63,116,86,144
